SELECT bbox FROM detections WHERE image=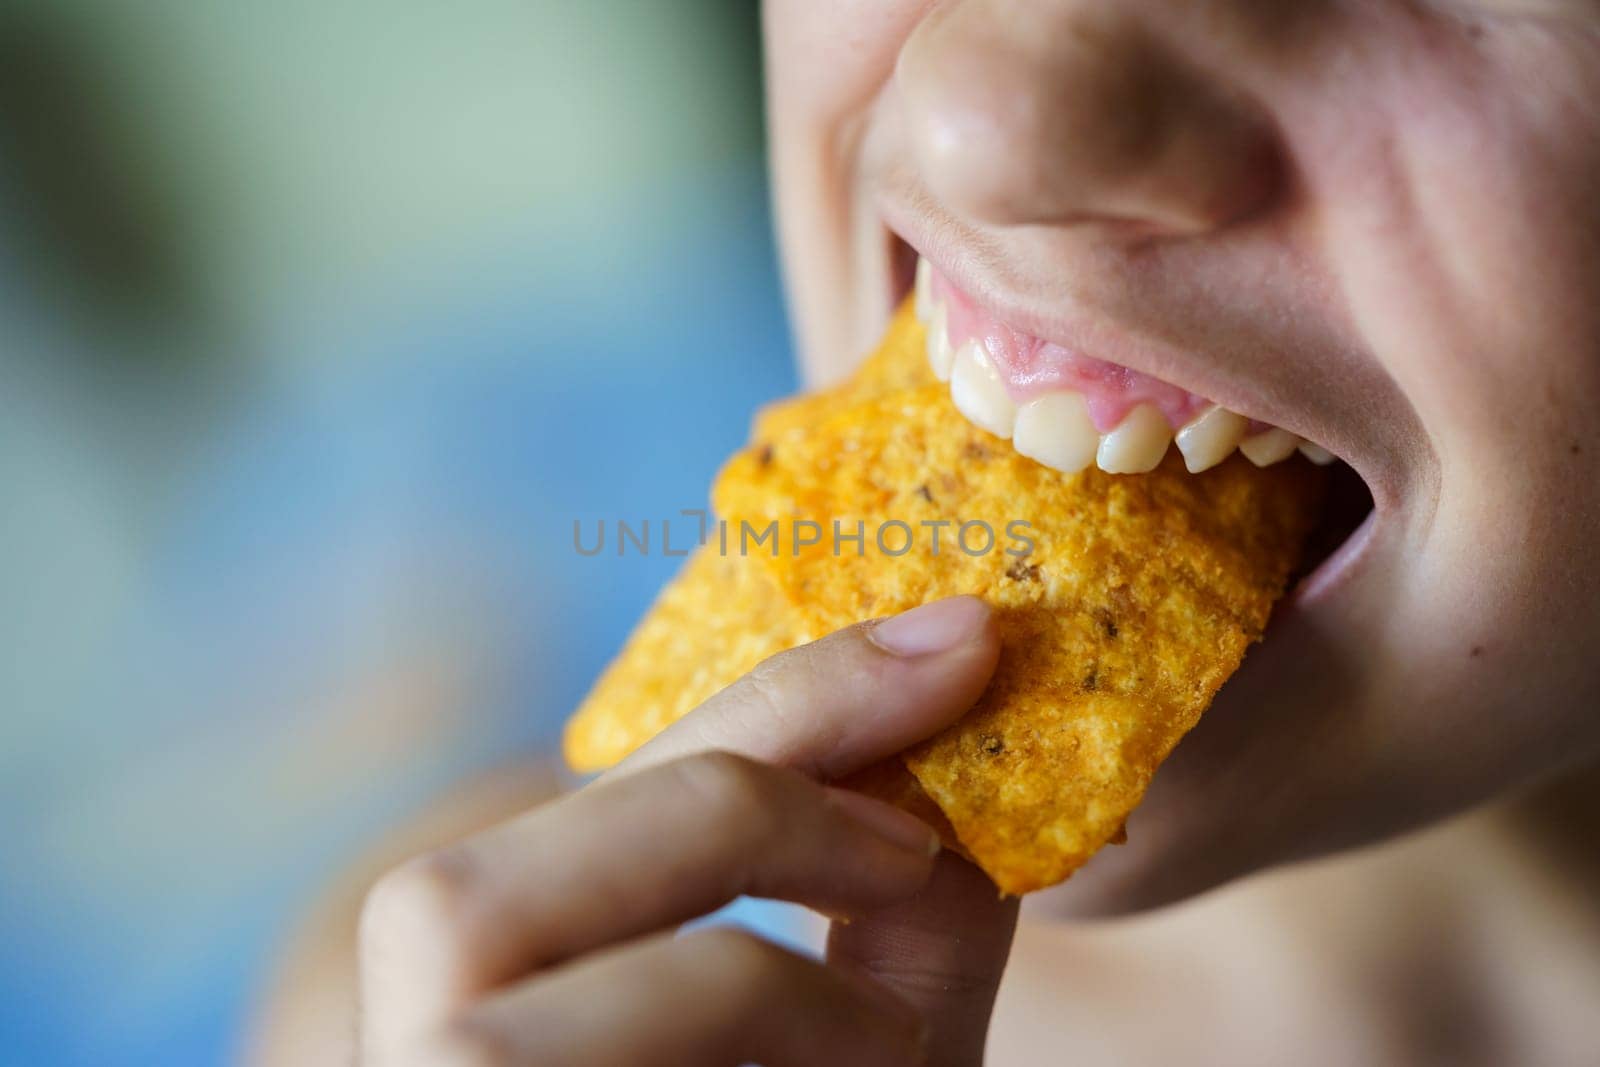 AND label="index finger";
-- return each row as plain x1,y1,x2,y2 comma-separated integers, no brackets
611,595,1001,782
